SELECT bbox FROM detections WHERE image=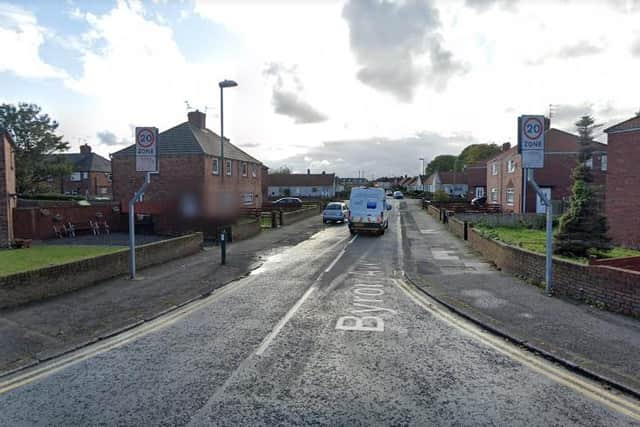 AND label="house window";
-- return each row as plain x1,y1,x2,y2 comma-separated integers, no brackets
507,159,516,173
584,158,593,169
252,164,257,178
506,188,515,206
242,162,248,177
490,187,498,202
70,172,81,182
212,158,219,175
226,159,232,176
312,187,318,193
242,192,254,206
600,154,607,171
491,162,498,175
475,187,485,198
82,172,89,179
